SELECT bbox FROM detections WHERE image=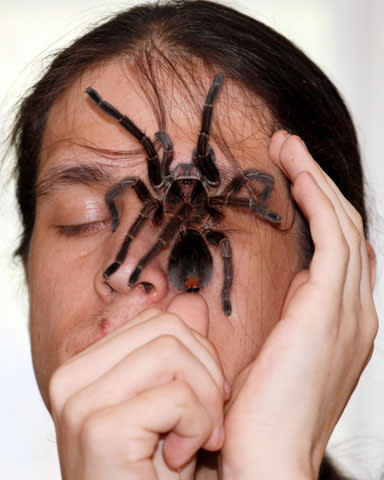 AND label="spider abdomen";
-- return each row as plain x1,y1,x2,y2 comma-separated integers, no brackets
168,229,213,292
